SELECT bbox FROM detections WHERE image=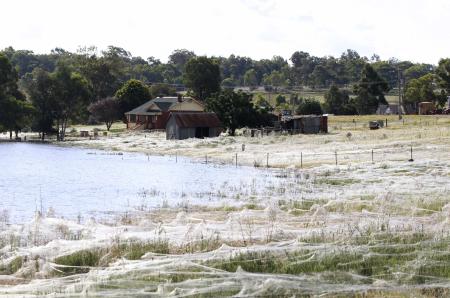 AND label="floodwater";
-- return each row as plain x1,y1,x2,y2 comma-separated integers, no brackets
0,143,276,223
